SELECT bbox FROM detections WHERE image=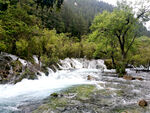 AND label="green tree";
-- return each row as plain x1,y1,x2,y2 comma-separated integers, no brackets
89,0,150,75
131,36,150,70
16,39,29,58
